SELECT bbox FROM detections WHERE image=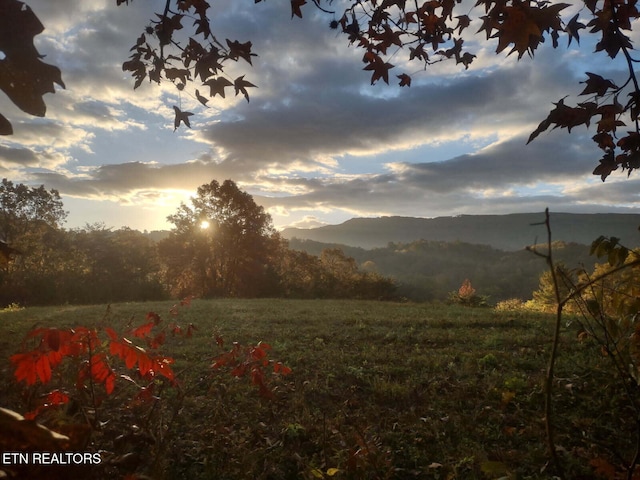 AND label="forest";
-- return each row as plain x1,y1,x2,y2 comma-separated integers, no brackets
0,178,396,307
289,237,598,302
1,175,606,308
